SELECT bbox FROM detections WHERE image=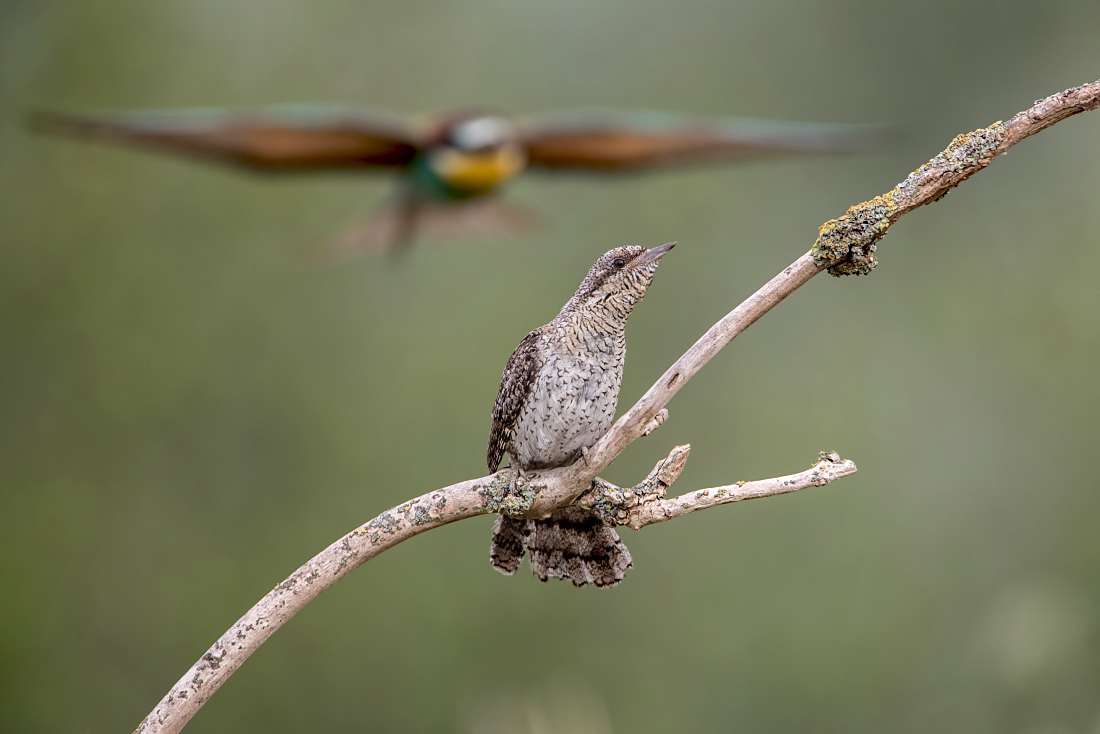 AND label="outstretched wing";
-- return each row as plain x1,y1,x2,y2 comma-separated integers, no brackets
519,109,884,171
487,328,544,473
31,105,424,171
